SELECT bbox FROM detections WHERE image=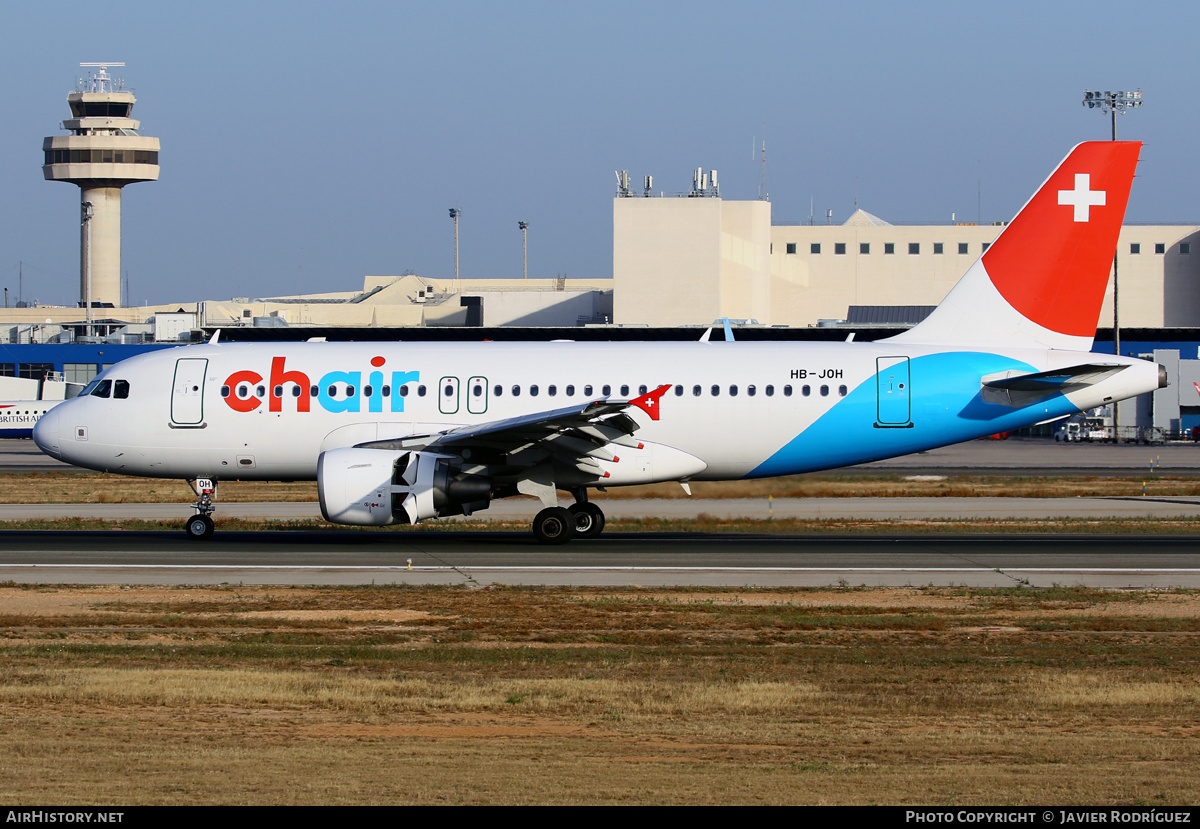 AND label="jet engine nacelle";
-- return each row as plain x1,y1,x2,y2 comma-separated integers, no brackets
317,447,491,526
